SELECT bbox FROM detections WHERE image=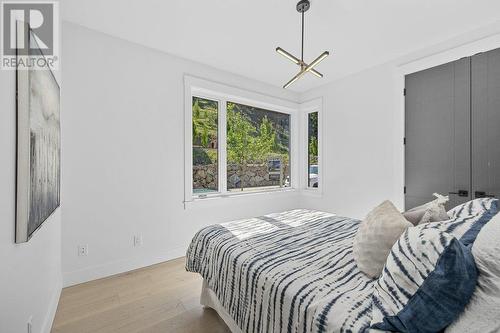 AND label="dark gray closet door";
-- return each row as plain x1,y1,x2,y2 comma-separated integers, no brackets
472,49,500,200
405,58,471,210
